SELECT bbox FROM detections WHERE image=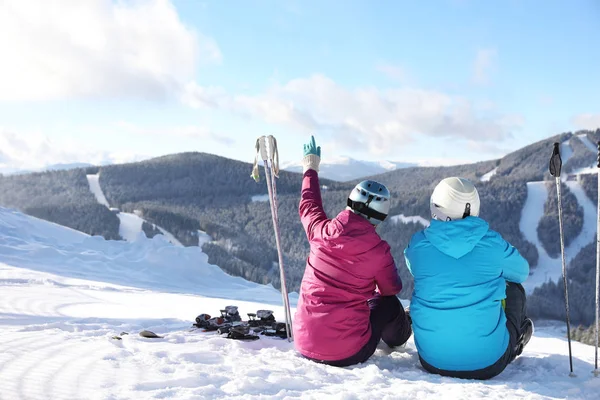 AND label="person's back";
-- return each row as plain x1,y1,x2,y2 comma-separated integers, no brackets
295,206,399,360
404,177,532,380
293,135,412,367
406,217,527,370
